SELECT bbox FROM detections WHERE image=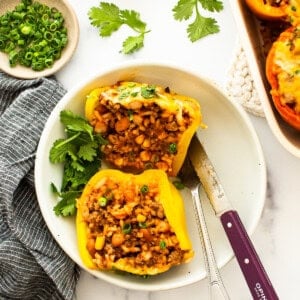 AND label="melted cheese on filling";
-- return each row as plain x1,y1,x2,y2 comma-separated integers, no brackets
274,33,300,113
100,81,198,122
